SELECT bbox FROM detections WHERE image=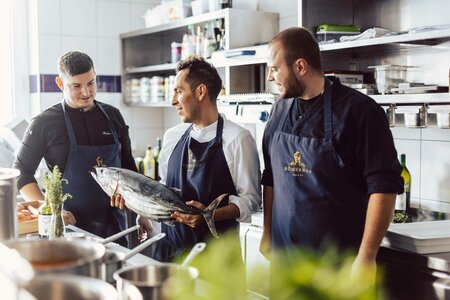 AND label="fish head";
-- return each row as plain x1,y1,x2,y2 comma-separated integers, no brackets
90,166,119,196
